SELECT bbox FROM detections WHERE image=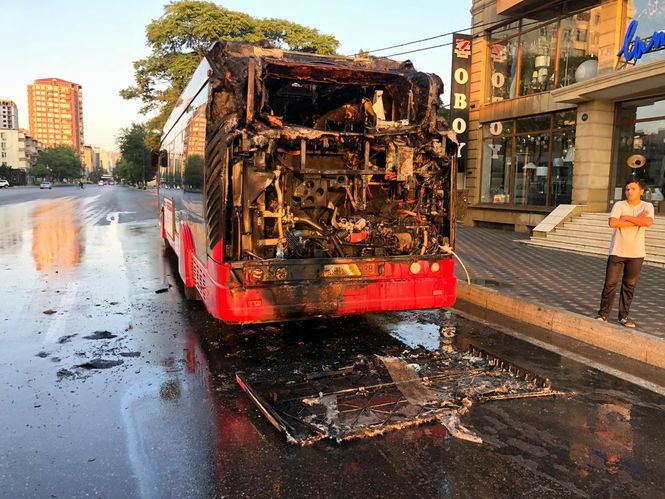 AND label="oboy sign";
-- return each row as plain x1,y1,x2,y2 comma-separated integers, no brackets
450,34,472,172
